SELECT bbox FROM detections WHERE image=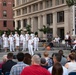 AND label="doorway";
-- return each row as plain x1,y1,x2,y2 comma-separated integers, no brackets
57,28,64,40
